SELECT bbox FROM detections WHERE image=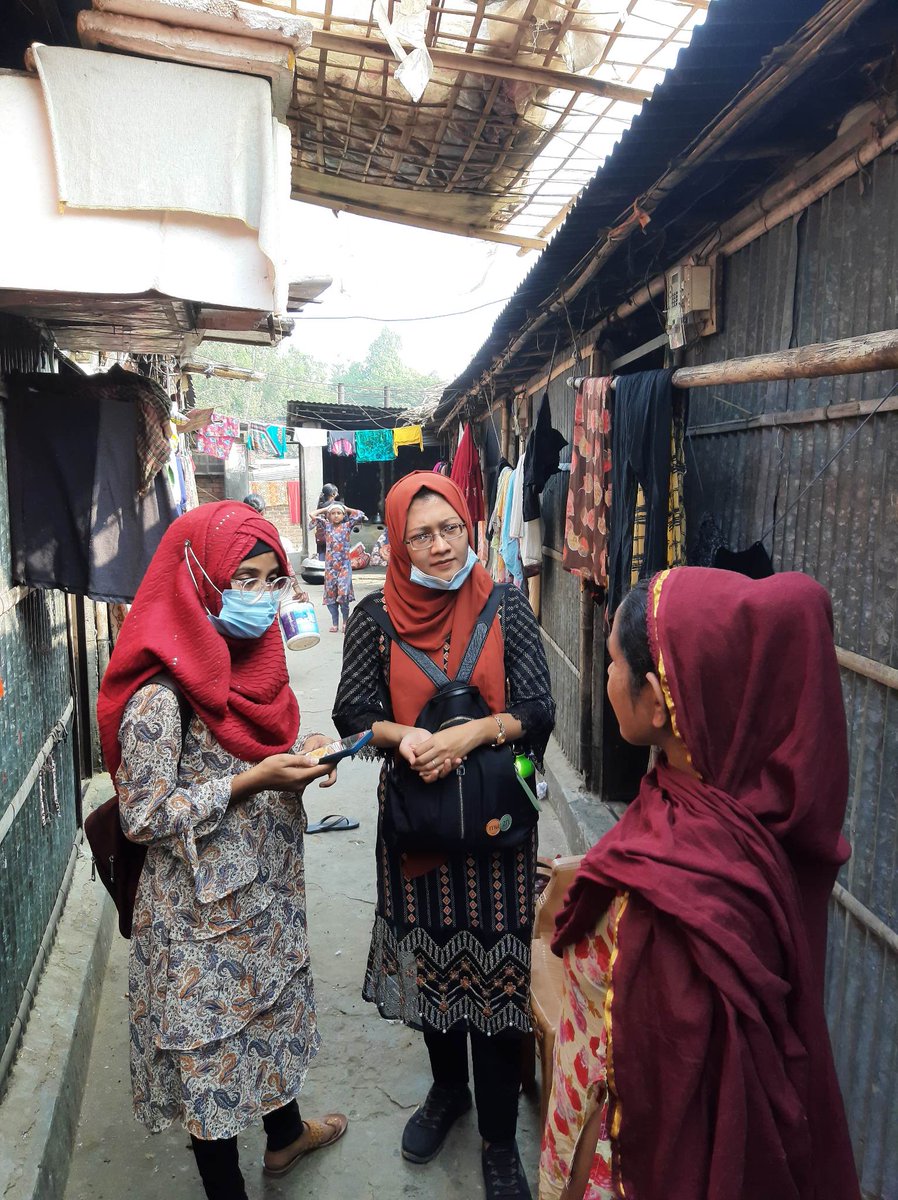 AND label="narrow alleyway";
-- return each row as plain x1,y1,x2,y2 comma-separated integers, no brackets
63,576,569,1200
